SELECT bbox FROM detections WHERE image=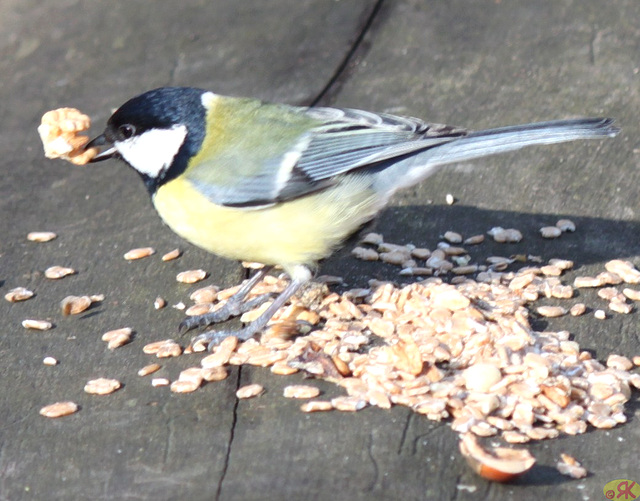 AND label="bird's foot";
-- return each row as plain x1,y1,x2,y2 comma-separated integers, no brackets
191,323,260,352
179,292,273,333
